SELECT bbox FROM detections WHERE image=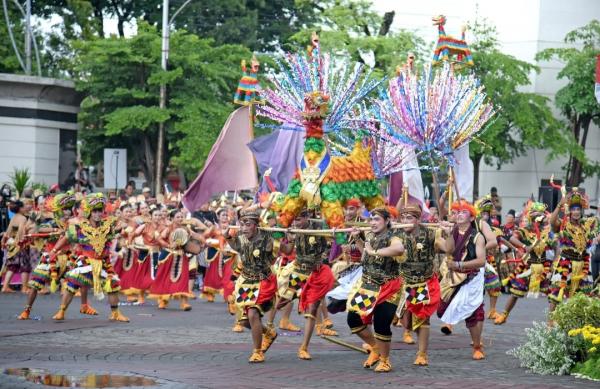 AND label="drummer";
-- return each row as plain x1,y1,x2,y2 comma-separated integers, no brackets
149,209,203,310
